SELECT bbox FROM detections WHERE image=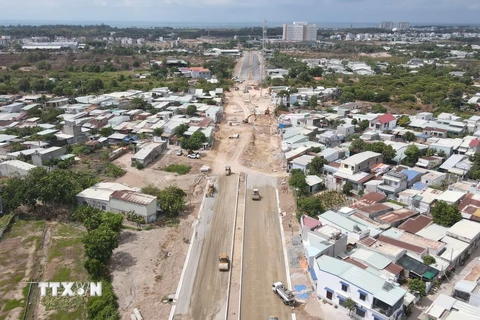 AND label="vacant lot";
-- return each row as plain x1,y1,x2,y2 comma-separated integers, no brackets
0,219,88,320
